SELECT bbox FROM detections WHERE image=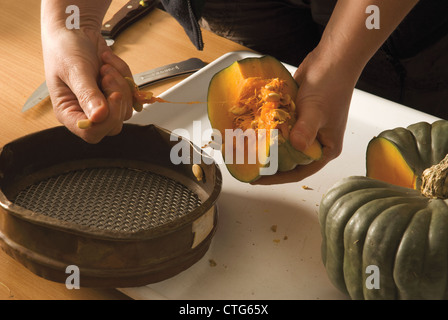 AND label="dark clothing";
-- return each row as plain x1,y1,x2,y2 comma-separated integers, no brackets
199,0,321,65
358,0,448,119
160,0,205,50
162,0,448,119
